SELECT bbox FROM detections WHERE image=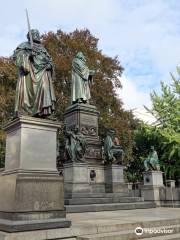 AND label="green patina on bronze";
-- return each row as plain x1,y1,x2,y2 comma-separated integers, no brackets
144,146,160,171
71,52,95,104
65,126,86,162
103,129,124,164
13,29,56,117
